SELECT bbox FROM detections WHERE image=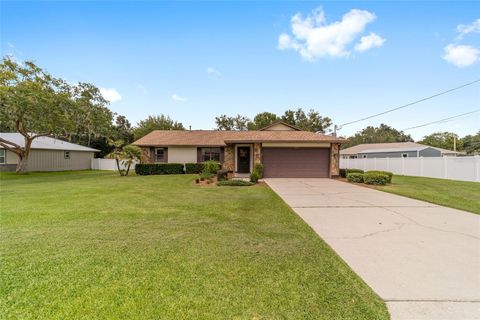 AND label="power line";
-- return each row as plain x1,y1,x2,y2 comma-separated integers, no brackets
338,79,480,128
402,109,480,131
